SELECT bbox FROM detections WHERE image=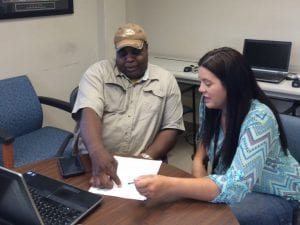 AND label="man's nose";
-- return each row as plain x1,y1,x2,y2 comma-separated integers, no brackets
125,53,135,62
